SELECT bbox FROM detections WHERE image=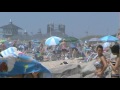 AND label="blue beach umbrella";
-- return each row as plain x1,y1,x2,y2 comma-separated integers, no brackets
99,35,119,42
45,36,62,46
0,47,52,78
